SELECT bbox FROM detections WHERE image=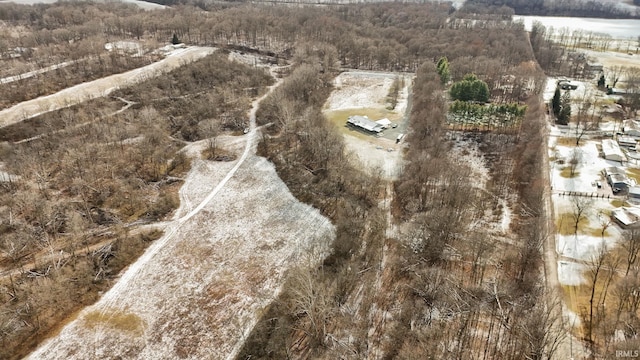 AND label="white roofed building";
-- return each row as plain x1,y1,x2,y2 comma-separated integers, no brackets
347,116,385,133
602,139,627,162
